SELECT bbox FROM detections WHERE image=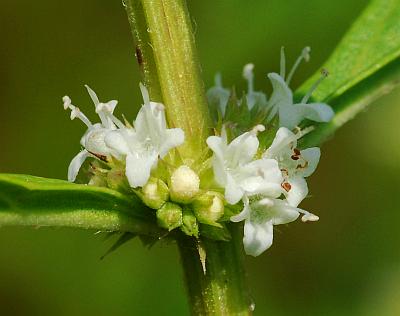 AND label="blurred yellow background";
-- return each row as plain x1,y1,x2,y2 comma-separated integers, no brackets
1,0,400,315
